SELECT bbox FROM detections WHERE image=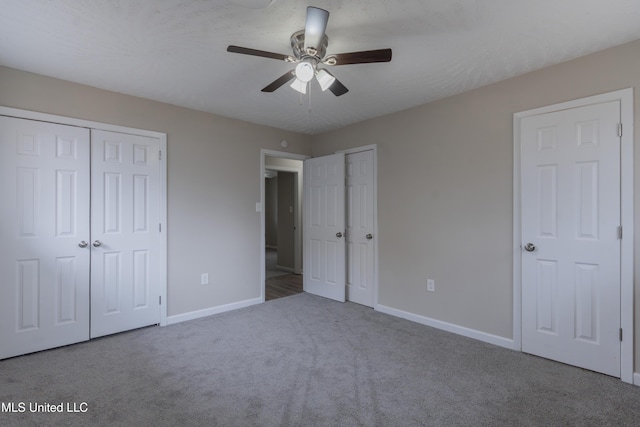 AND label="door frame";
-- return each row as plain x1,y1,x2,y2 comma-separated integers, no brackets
512,88,634,383
337,145,379,308
260,149,309,302
0,105,168,327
